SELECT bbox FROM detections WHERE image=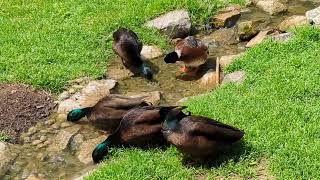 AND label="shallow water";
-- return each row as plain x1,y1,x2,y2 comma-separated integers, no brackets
4,1,320,179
